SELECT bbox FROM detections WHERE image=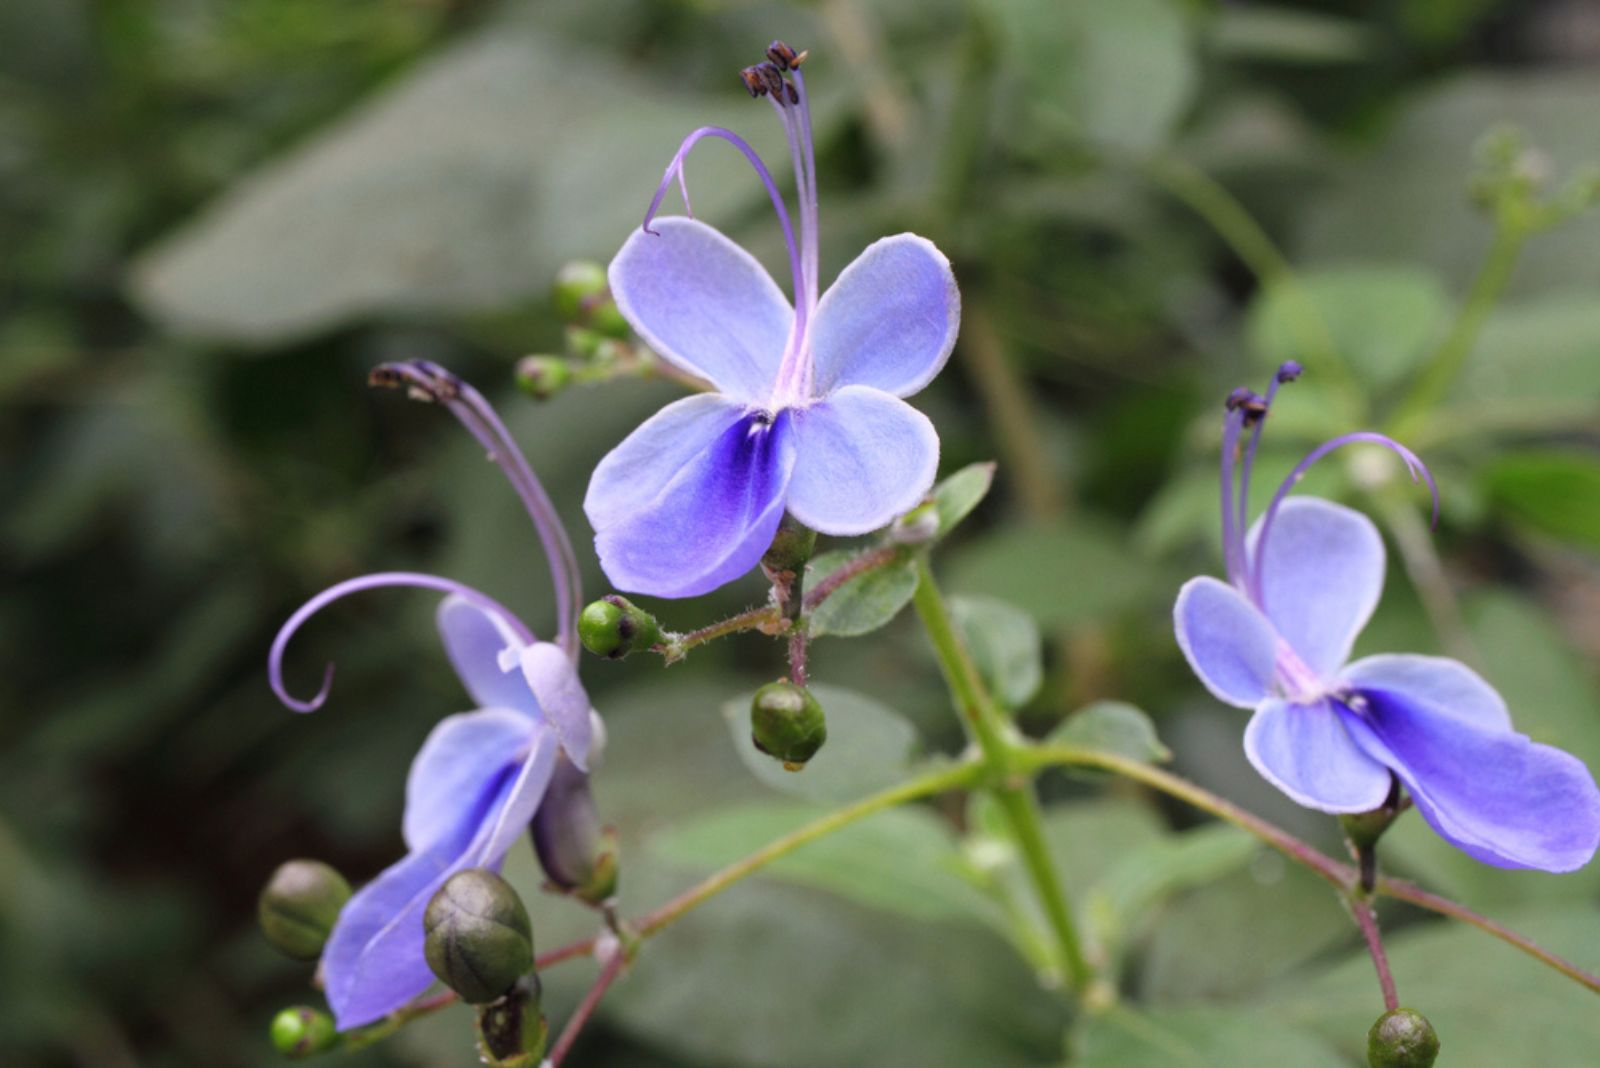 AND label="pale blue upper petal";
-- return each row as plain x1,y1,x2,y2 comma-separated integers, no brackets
436,595,537,718
807,234,960,399
593,411,796,598
1340,654,1510,732
1244,698,1393,813
403,708,535,852
784,385,939,535
1344,685,1600,872
608,216,792,403
1173,576,1279,708
1249,497,1384,681
584,393,749,533
518,642,595,771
